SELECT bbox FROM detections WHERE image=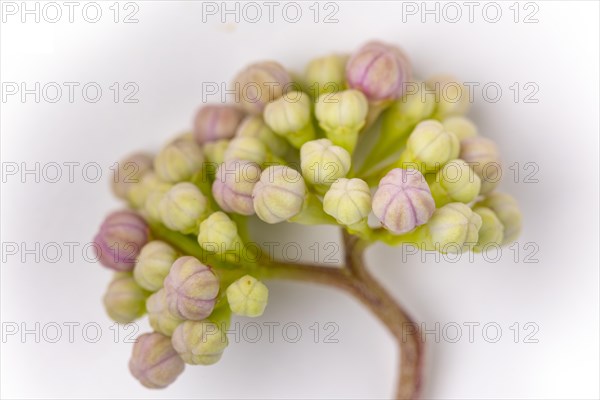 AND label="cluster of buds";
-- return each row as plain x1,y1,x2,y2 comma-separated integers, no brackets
93,40,522,388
